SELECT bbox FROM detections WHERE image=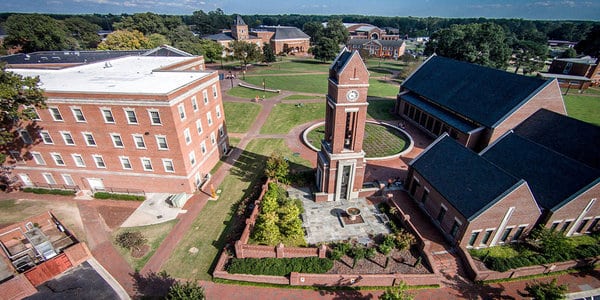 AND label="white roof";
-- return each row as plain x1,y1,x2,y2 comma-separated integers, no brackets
9,56,211,95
